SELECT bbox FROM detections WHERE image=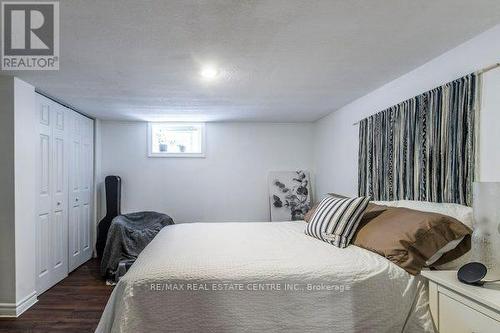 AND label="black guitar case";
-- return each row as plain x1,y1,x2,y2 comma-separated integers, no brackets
96,175,121,258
